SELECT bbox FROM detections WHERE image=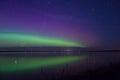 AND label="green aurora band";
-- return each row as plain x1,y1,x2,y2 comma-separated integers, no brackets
0,56,87,72
0,33,86,47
